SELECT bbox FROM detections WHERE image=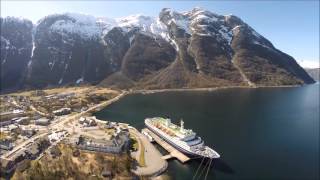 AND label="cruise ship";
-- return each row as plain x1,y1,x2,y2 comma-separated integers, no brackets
145,117,220,159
